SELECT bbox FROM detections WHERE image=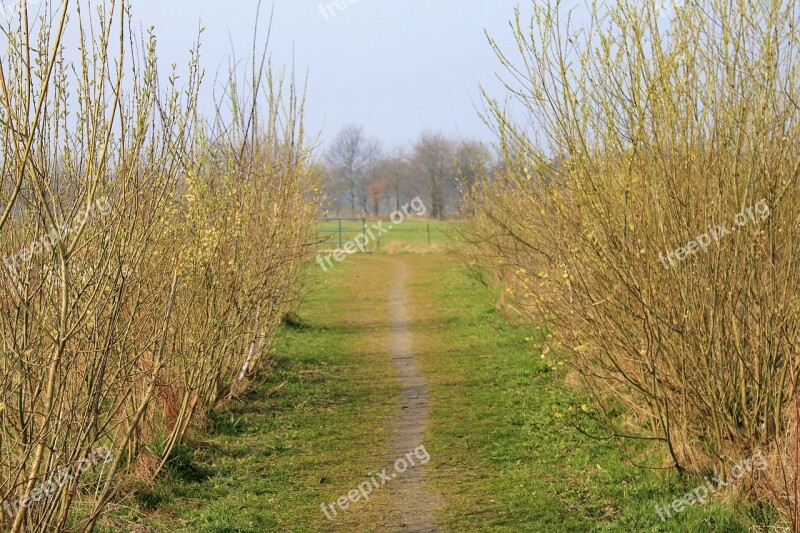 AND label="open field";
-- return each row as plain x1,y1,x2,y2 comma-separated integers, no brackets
316,219,457,254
